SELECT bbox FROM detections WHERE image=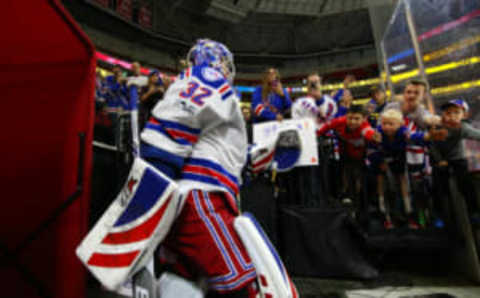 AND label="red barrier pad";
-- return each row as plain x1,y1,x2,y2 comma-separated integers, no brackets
0,1,95,297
